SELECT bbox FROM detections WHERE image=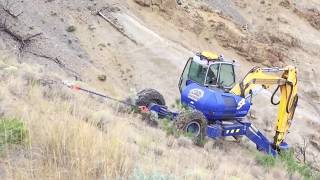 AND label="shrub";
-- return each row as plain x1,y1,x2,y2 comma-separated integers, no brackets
279,151,315,179
161,118,178,137
66,25,76,32
173,98,189,110
130,168,174,180
0,117,28,150
256,153,277,168
256,150,320,179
